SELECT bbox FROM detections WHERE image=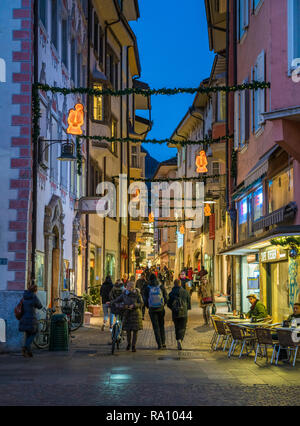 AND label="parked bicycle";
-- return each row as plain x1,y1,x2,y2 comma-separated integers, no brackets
55,296,83,334
34,307,56,349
